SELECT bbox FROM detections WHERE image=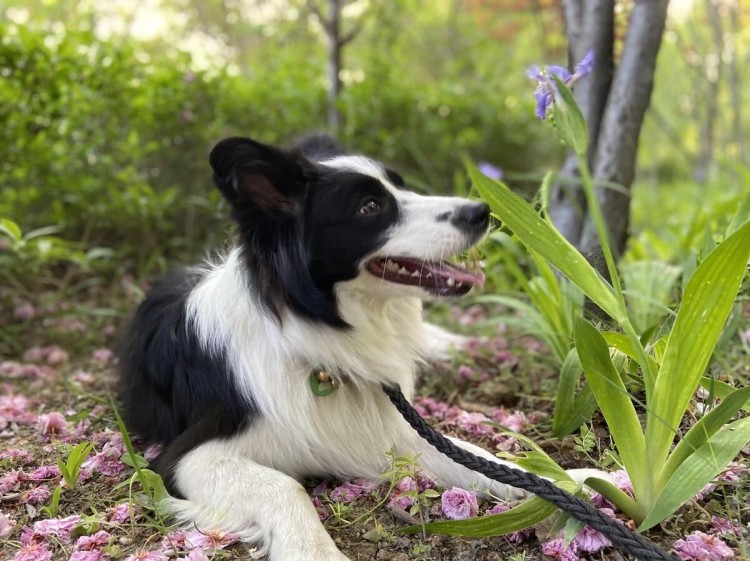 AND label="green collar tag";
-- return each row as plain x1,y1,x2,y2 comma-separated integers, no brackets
310,367,339,397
